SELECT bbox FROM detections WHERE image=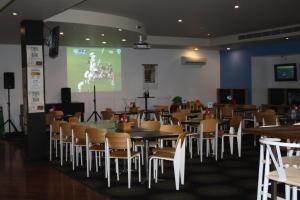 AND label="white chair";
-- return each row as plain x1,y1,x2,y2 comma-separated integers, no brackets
199,118,219,162
260,138,300,200
221,116,242,158
148,133,187,190
71,124,89,170
59,122,73,166
85,127,107,178
105,132,141,189
49,120,63,161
